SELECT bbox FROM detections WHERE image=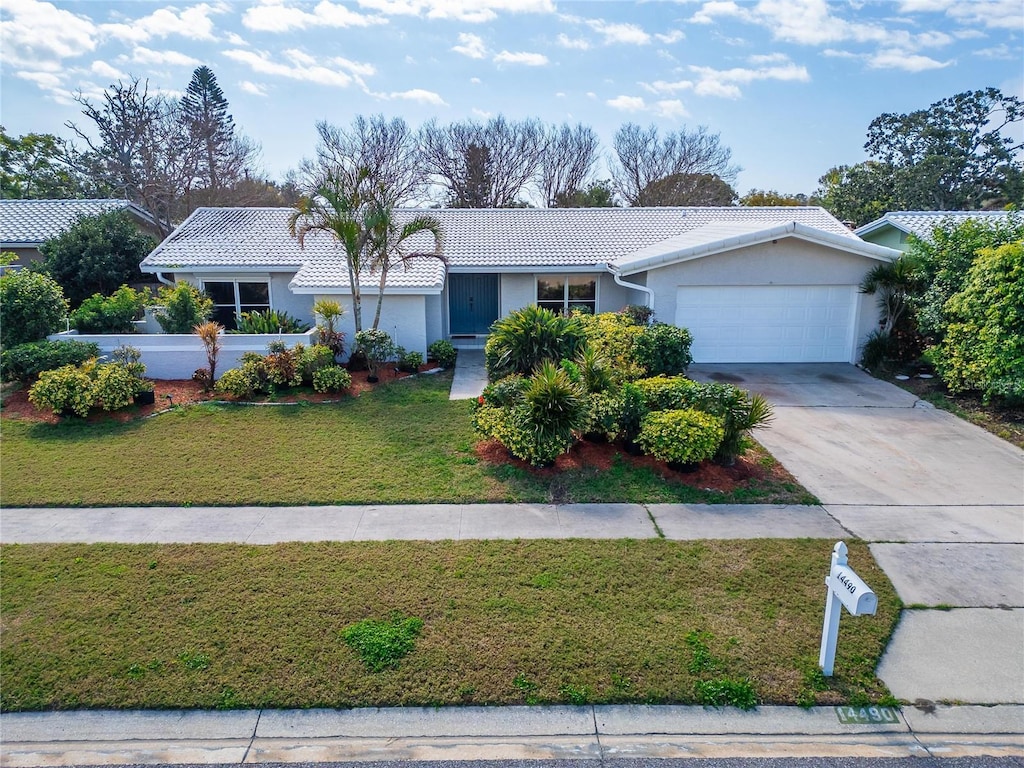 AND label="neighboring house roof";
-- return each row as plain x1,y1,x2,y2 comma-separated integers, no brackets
0,198,156,247
616,220,899,275
854,211,1017,241
142,205,864,292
